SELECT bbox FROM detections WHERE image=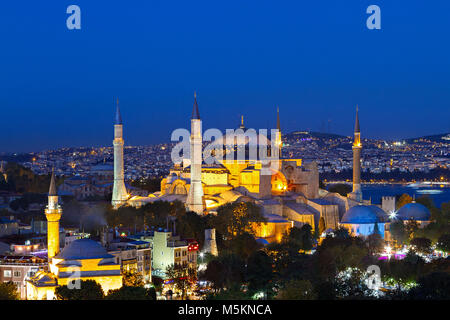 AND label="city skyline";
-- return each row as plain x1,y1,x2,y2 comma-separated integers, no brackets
1,1,450,152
